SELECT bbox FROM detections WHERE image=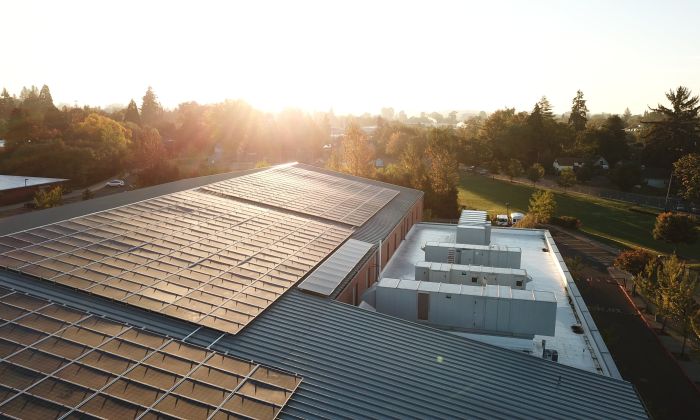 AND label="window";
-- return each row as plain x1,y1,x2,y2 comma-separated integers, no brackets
516,280,523,287
471,277,478,283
